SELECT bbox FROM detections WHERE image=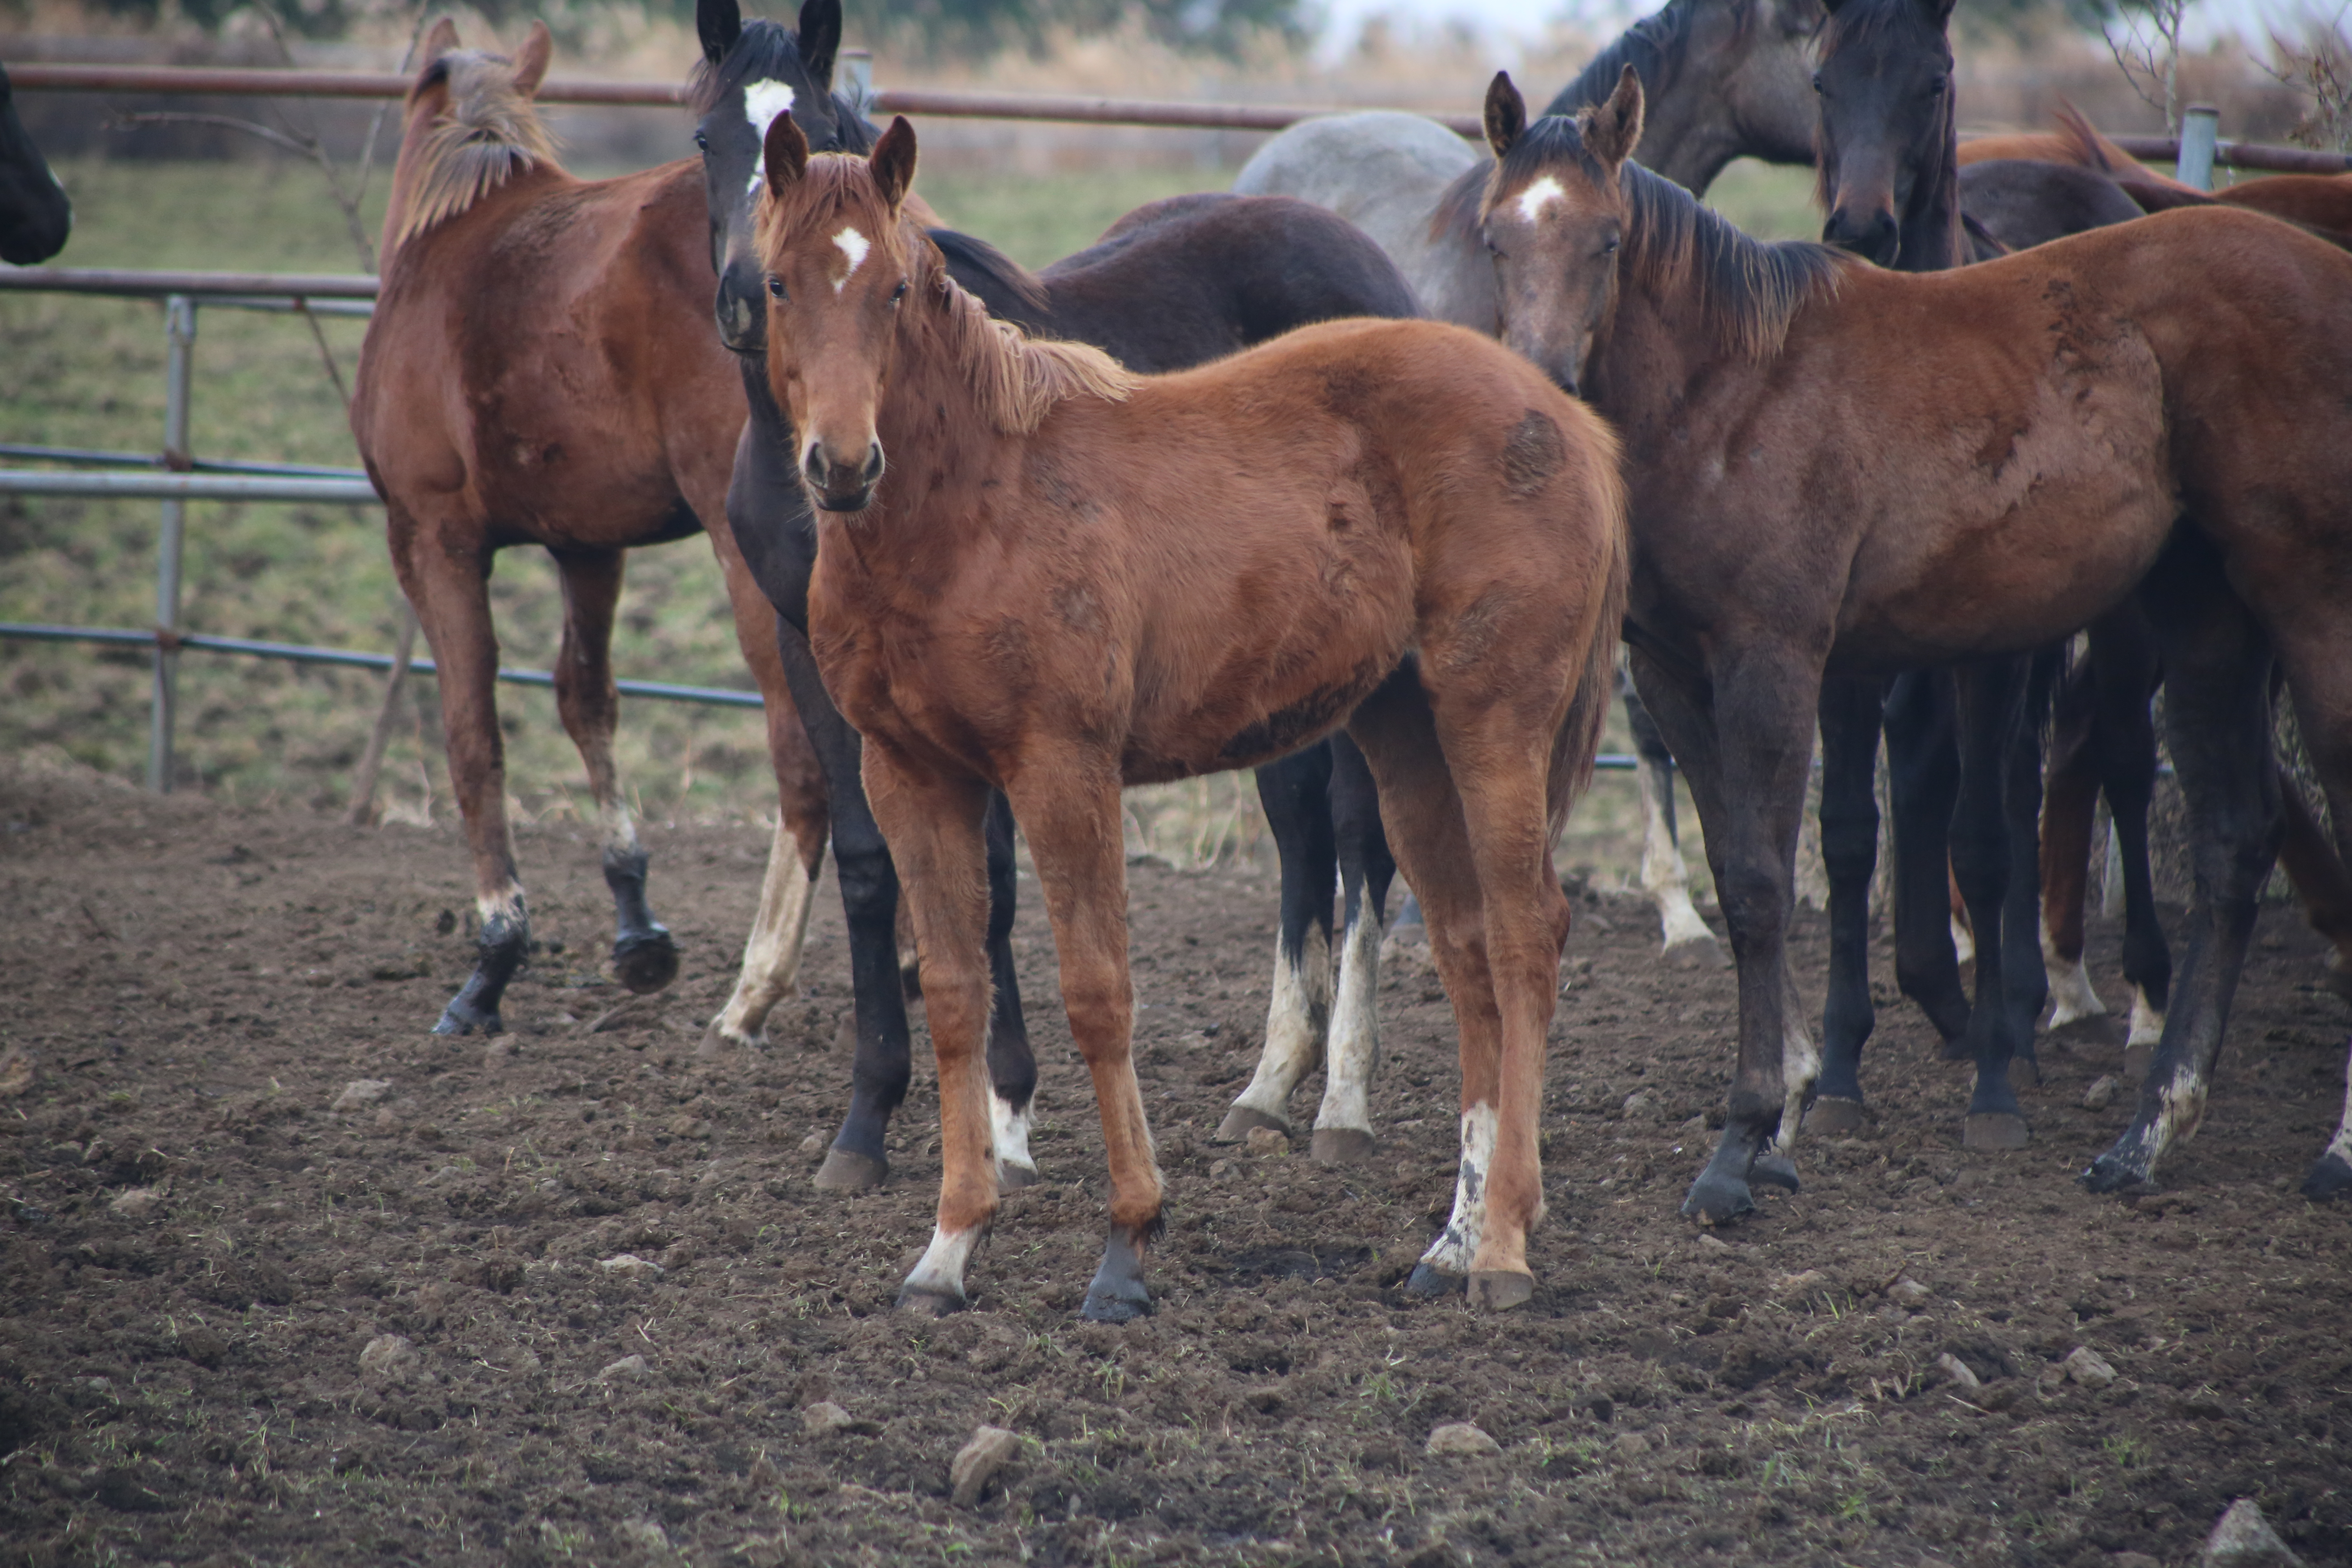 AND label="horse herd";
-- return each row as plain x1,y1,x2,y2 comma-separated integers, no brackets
21,0,2352,1320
